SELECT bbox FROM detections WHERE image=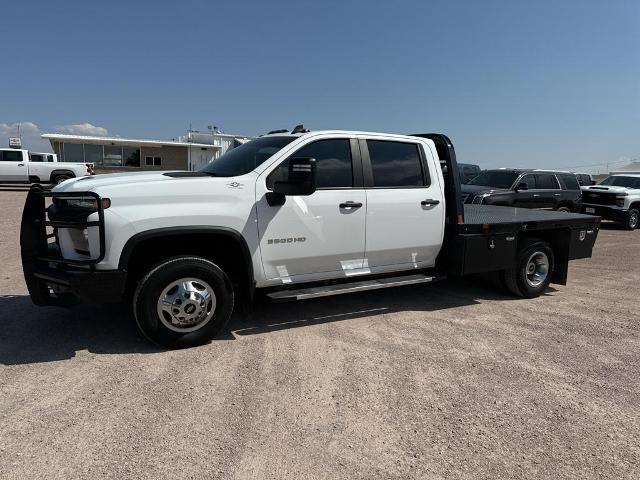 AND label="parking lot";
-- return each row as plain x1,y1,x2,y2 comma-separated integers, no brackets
0,190,638,479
